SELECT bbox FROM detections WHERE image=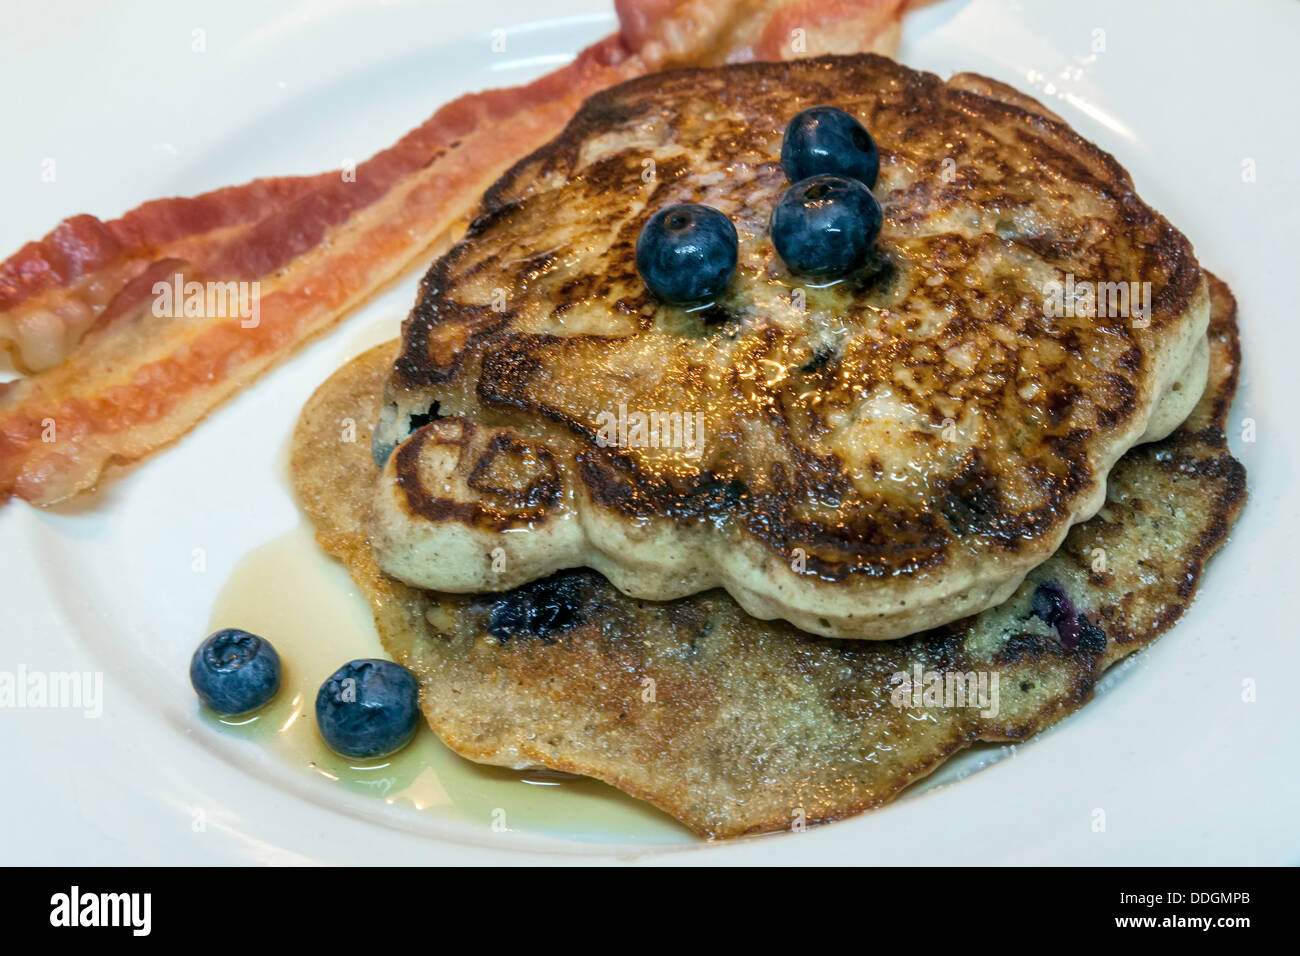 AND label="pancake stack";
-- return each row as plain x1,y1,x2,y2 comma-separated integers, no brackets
290,55,1245,838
